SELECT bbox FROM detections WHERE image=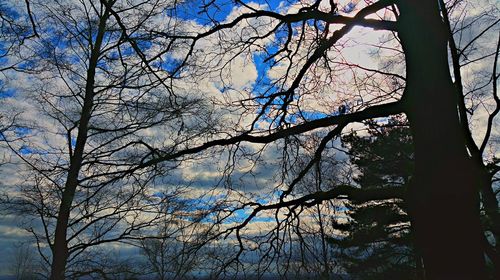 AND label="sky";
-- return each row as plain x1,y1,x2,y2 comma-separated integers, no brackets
0,0,498,277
